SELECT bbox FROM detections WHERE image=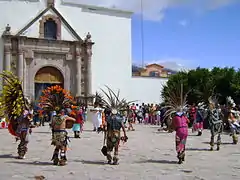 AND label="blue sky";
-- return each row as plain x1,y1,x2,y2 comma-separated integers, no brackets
132,2,240,69
73,0,240,69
